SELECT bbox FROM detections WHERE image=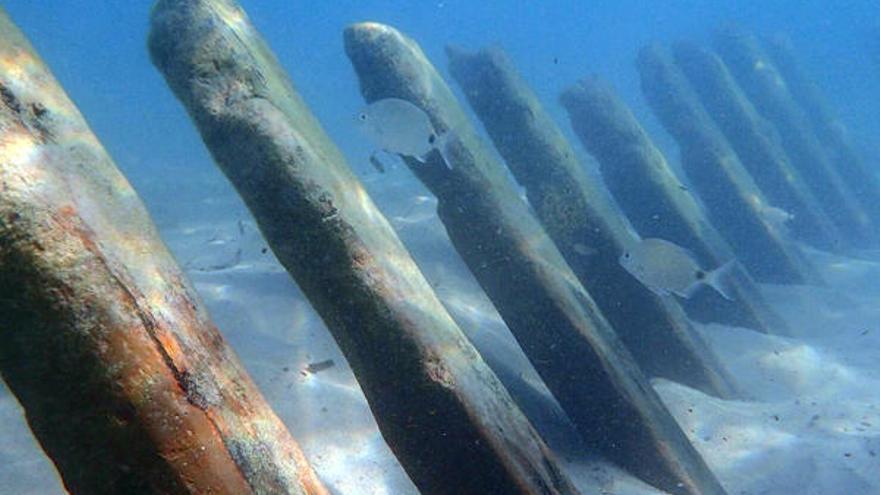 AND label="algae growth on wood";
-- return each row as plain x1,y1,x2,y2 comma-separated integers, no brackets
672,41,845,252
714,27,877,247
446,44,741,393
637,43,822,285
345,22,728,495
763,34,880,235
0,7,327,495
149,1,578,494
